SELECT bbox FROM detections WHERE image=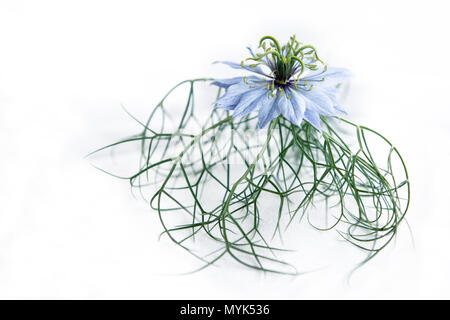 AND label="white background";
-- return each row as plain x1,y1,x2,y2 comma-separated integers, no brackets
0,0,449,299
